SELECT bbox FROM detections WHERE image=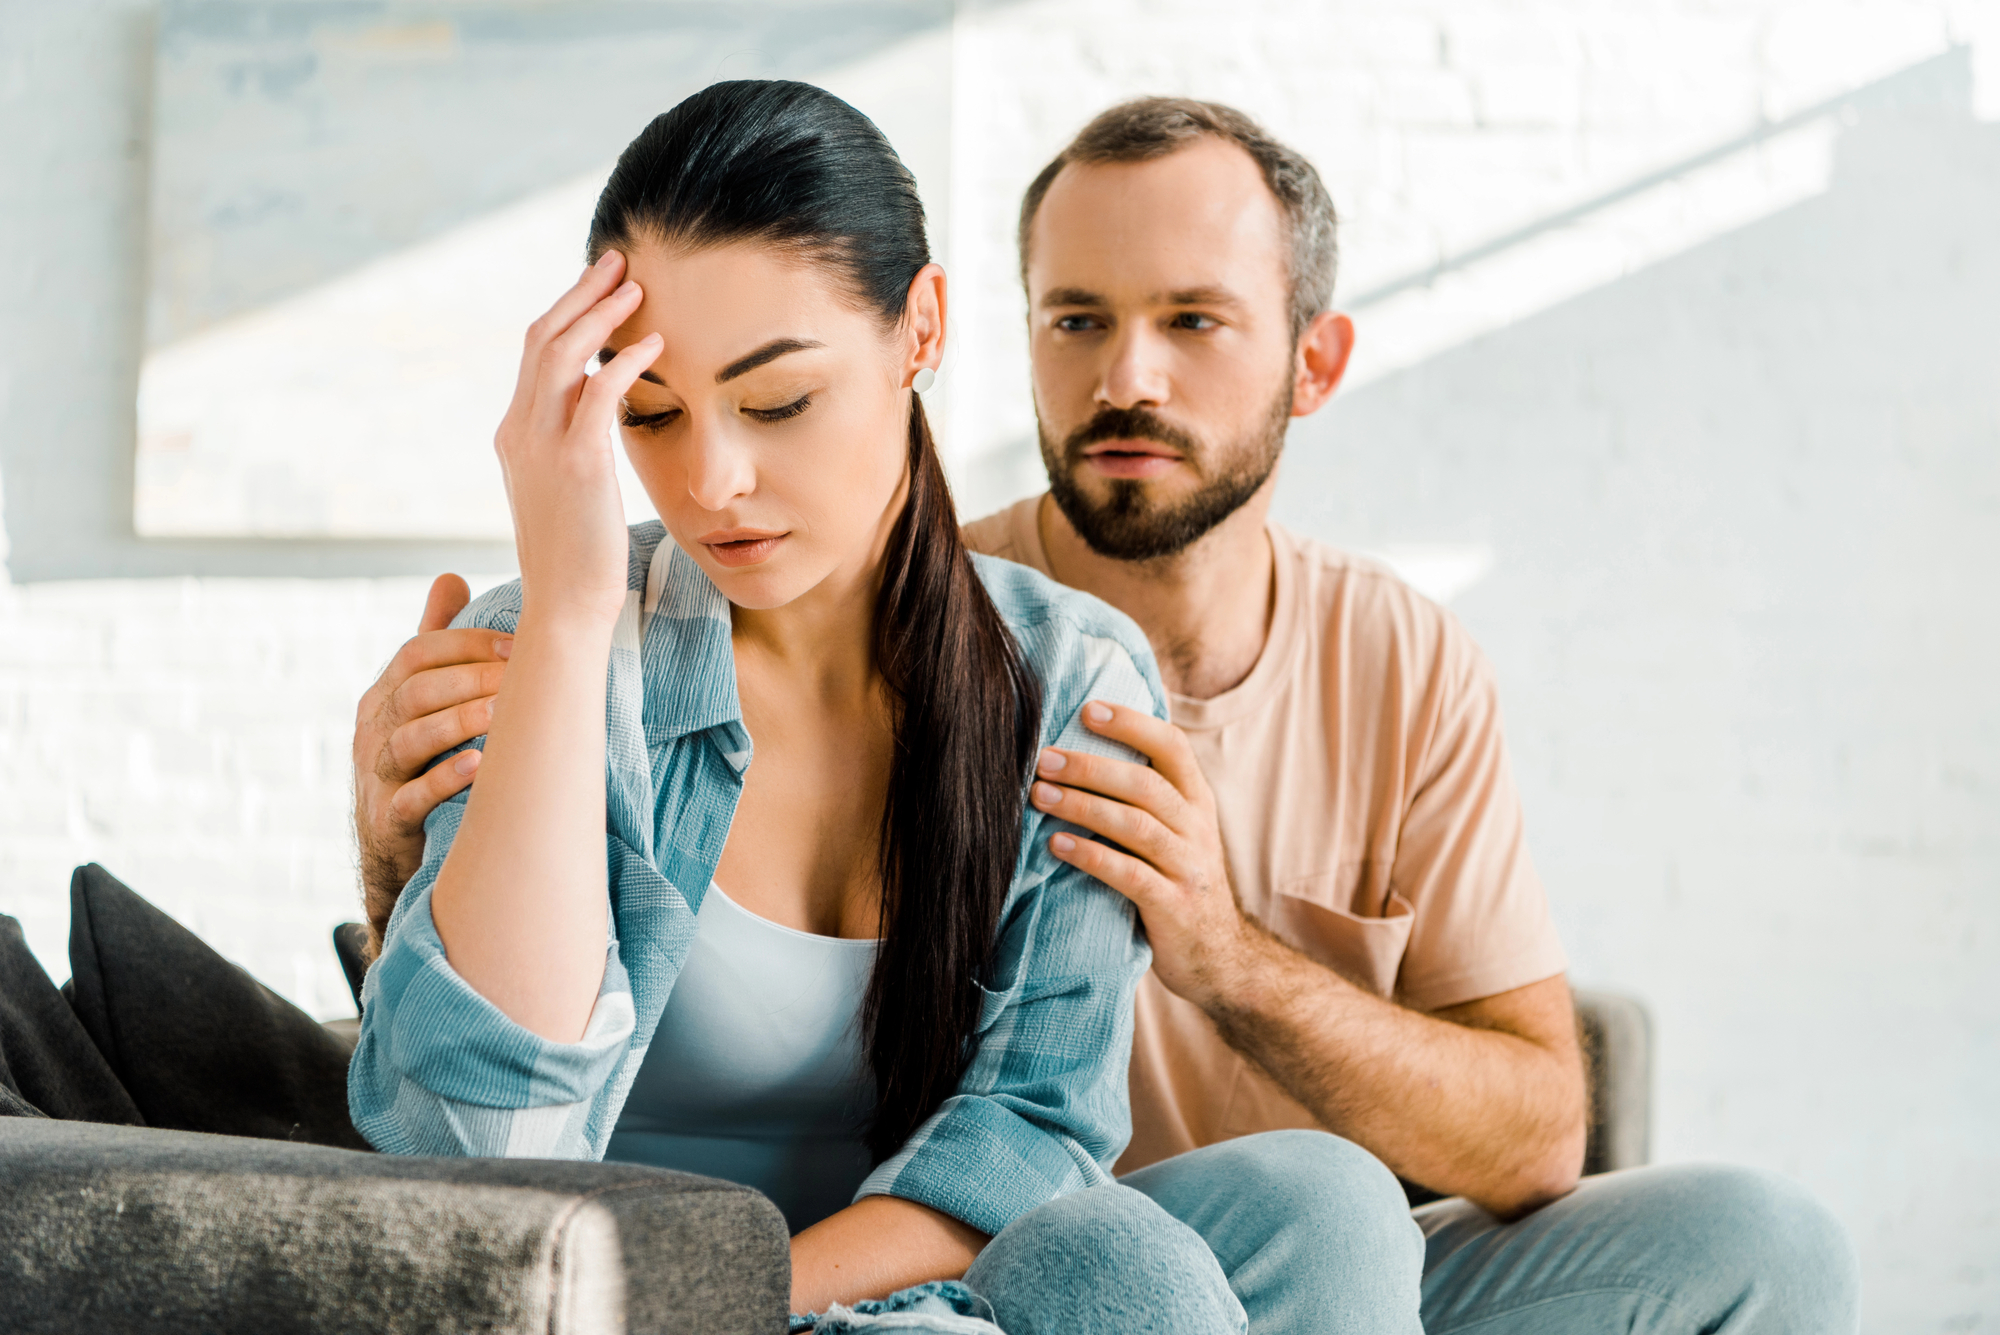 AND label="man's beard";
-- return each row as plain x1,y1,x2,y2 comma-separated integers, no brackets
1040,380,1293,562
